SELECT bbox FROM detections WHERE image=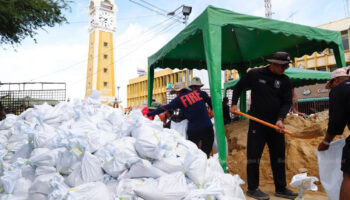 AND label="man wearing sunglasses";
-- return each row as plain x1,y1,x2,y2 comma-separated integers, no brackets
318,67,350,200
231,51,296,200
